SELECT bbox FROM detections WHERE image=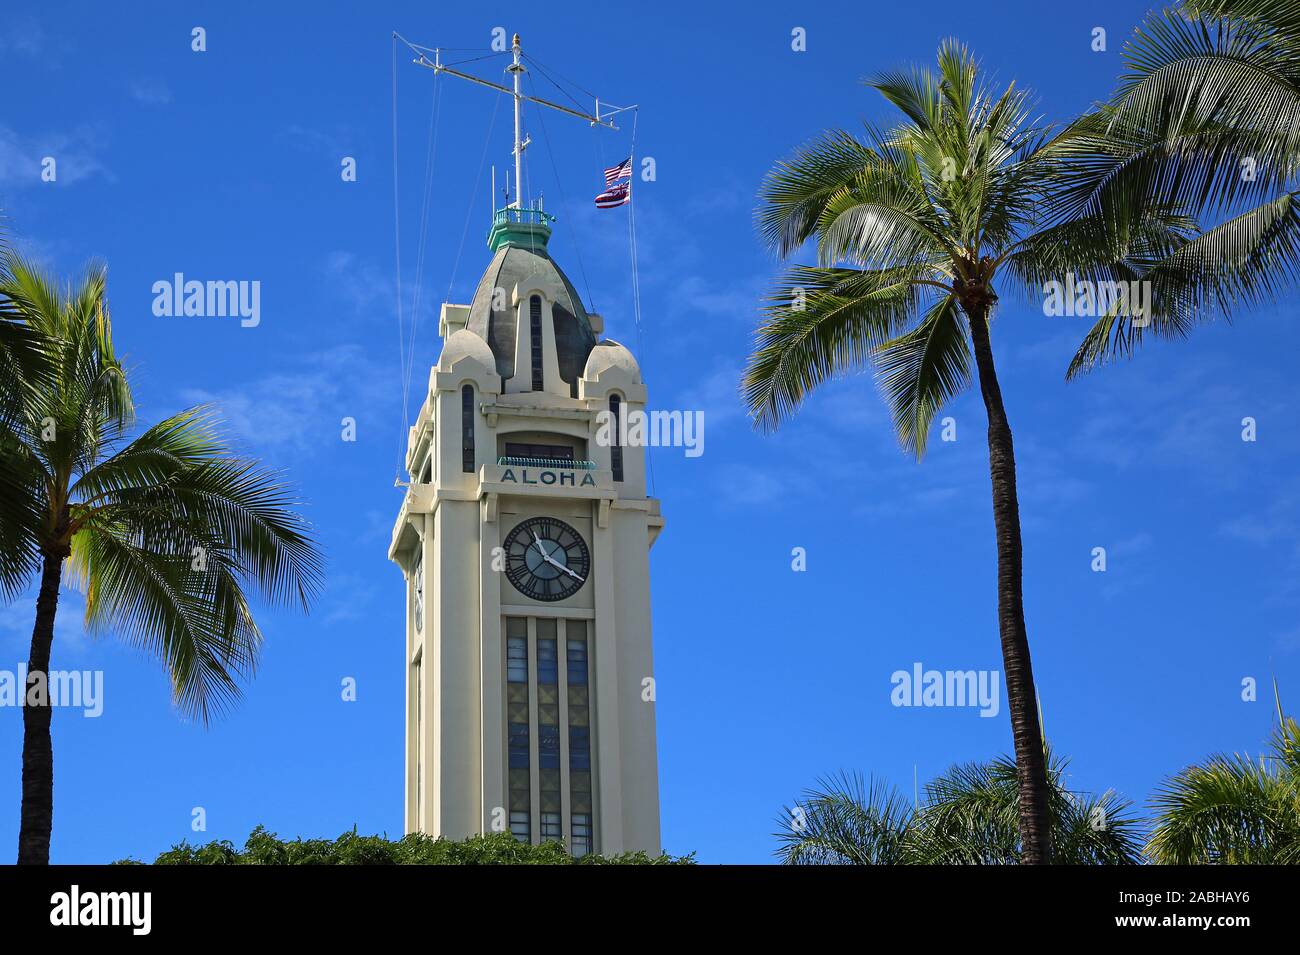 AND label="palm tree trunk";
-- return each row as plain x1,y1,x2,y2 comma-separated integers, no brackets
965,306,1054,864
17,550,62,865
